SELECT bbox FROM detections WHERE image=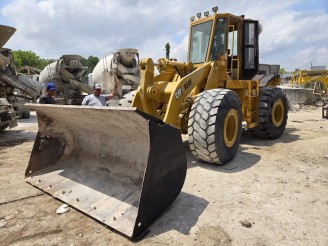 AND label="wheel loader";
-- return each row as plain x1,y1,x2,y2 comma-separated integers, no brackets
128,7,288,164
25,7,288,239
